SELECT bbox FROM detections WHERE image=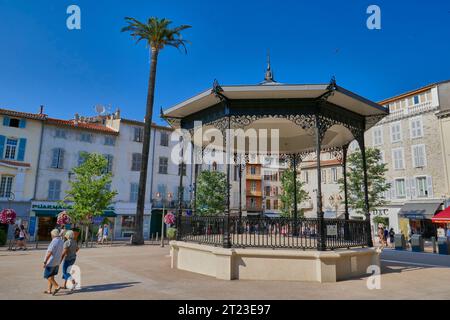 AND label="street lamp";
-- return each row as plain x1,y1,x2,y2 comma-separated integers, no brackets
155,191,173,247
